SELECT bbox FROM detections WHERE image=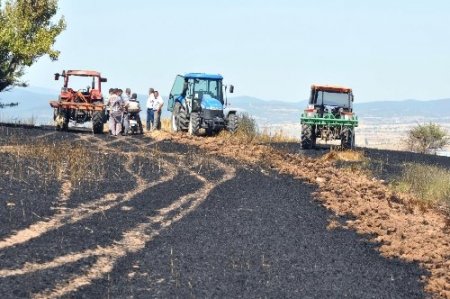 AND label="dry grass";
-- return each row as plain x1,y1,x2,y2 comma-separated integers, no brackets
0,116,37,126
321,150,366,162
0,141,106,185
393,164,450,211
161,118,171,132
158,114,295,143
